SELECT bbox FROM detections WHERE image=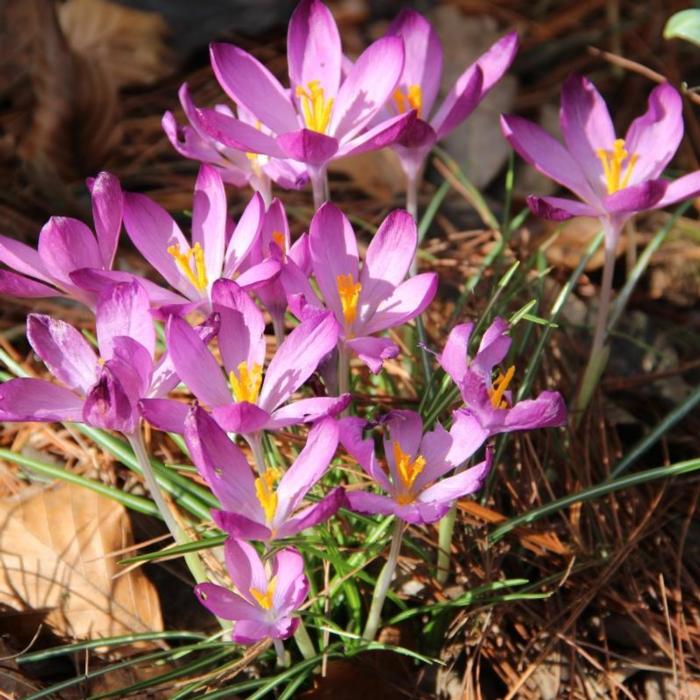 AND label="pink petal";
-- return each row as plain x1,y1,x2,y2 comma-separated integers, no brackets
338,416,392,491
0,234,52,282
224,538,268,601
271,547,308,612
195,583,261,622
653,170,700,209
192,165,227,283
0,270,60,298
346,490,397,516
527,195,599,221
277,487,347,538
335,111,416,158
473,316,510,376
223,192,265,277
266,395,350,430
89,171,123,269
603,179,667,214
431,65,483,140
439,323,473,386
345,336,399,374
384,409,423,475
276,128,338,165
418,451,492,503
0,378,84,422
212,510,271,540
212,402,271,435
139,398,188,434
